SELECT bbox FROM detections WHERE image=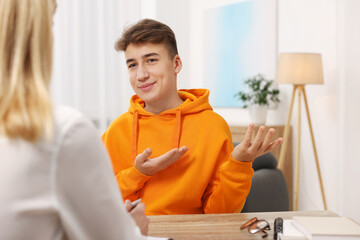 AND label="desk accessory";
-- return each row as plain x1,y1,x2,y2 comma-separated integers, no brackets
241,217,271,238
292,216,360,239
279,220,306,240
274,217,283,240
130,198,142,210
